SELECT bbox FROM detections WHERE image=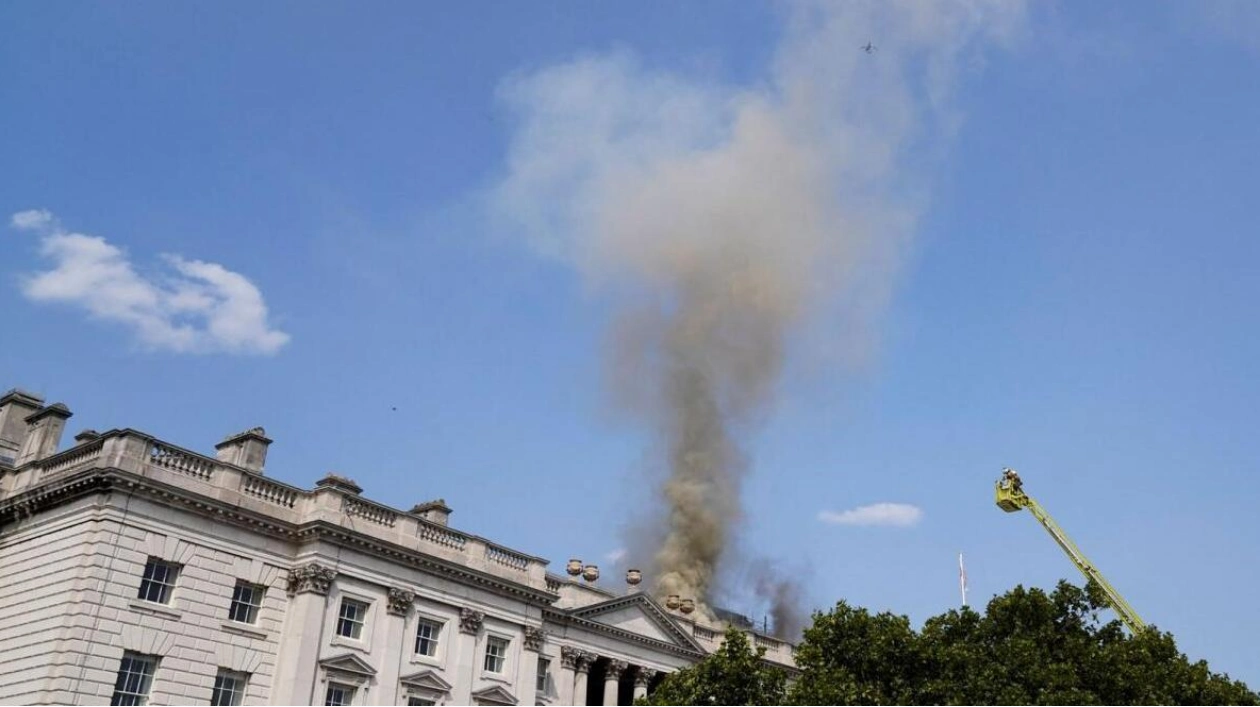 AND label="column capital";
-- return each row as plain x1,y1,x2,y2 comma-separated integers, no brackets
459,607,485,635
606,659,628,680
286,563,336,597
575,651,597,674
523,626,545,652
635,668,658,688
387,587,414,616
